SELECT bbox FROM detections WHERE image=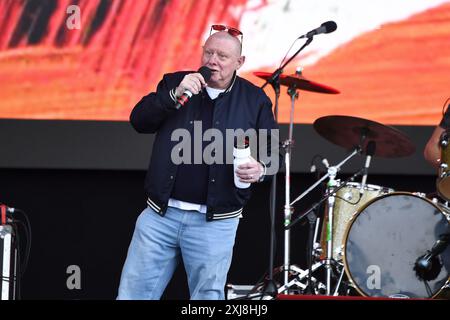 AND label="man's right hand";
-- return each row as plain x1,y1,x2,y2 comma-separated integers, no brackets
175,73,207,98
